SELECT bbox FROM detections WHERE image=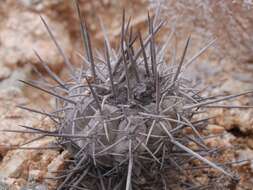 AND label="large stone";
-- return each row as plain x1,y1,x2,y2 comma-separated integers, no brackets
0,67,11,81
235,148,253,172
0,64,31,95
0,10,72,73
0,89,59,189
218,78,253,95
45,151,69,188
18,0,64,11
215,108,253,133
152,0,253,63
0,138,55,179
211,77,253,133
0,97,62,189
